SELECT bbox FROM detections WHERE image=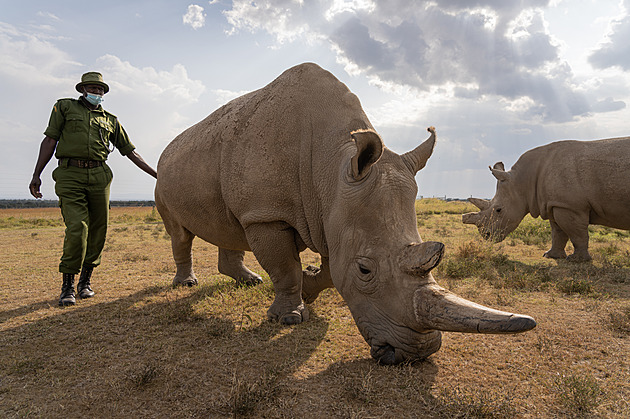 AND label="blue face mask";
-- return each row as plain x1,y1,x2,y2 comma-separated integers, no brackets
85,93,104,106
